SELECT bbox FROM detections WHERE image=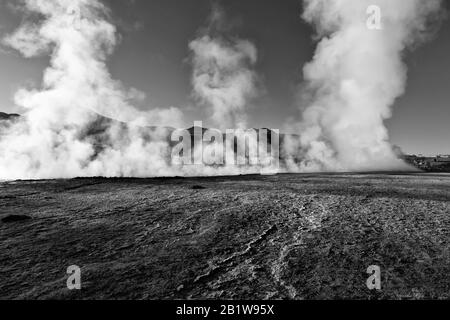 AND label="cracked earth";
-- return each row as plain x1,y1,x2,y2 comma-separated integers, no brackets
1,173,449,299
